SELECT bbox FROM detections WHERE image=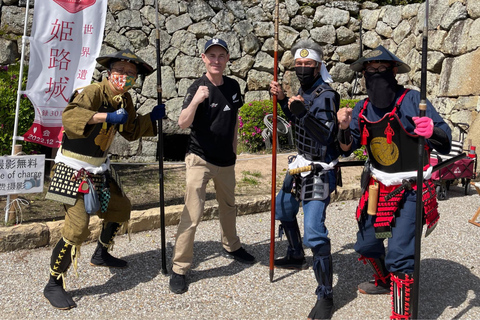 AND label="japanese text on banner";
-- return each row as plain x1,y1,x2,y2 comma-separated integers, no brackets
22,0,107,148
